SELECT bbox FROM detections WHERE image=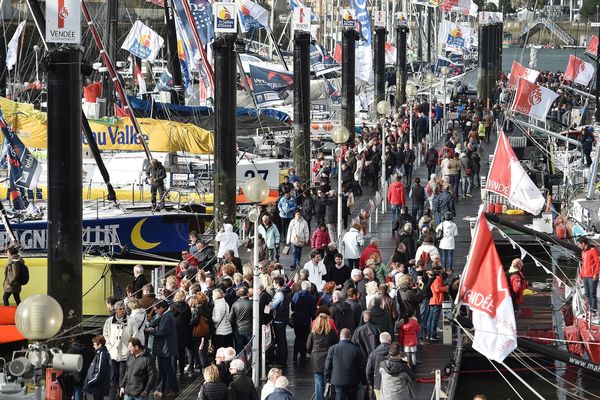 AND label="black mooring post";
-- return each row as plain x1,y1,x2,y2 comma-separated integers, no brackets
0,36,6,97
395,25,408,108
342,28,358,142
46,46,83,325
164,0,184,105
374,27,387,115
213,34,237,231
478,24,490,106
293,31,311,184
